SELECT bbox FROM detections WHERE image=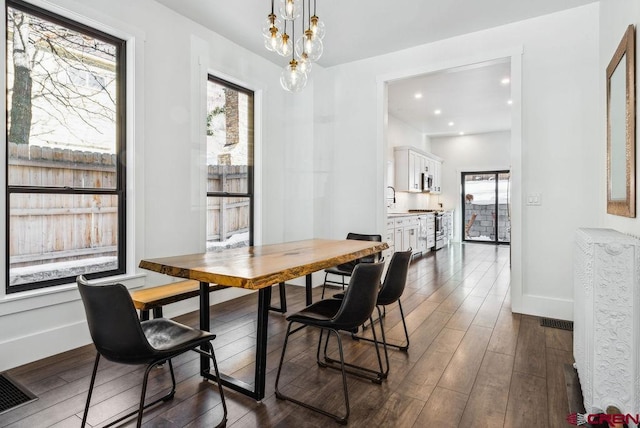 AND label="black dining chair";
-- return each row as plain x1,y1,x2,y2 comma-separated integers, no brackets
321,232,382,298
76,276,227,428
334,249,413,378
275,262,385,424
